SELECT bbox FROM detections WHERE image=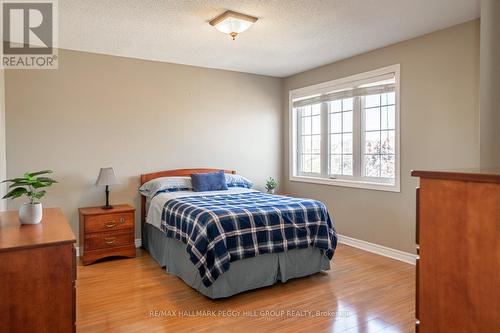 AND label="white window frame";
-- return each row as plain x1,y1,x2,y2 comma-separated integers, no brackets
289,64,401,192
